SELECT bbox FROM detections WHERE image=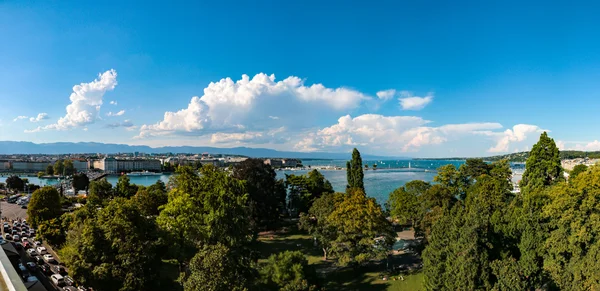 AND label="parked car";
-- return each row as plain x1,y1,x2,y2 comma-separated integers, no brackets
26,248,37,256
26,262,37,271
40,264,52,275
4,234,12,240
3,226,10,233
64,275,75,286
51,274,65,286
11,230,17,235
34,255,44,265
43,254,56,264
13,234,20,241
24,275,38,282
52,265,67,275
20,231,26,237
36,246,47,255
34,241,42,246
23,241,31,249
